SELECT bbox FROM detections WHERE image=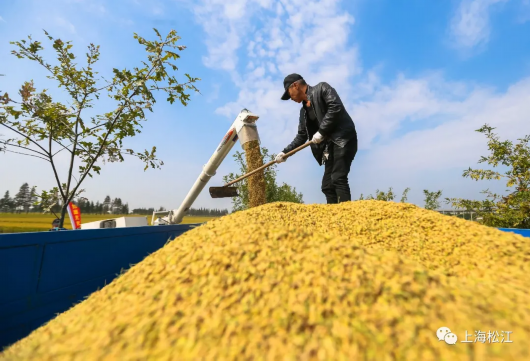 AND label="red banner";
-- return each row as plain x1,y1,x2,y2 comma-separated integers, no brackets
67,202,82,230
